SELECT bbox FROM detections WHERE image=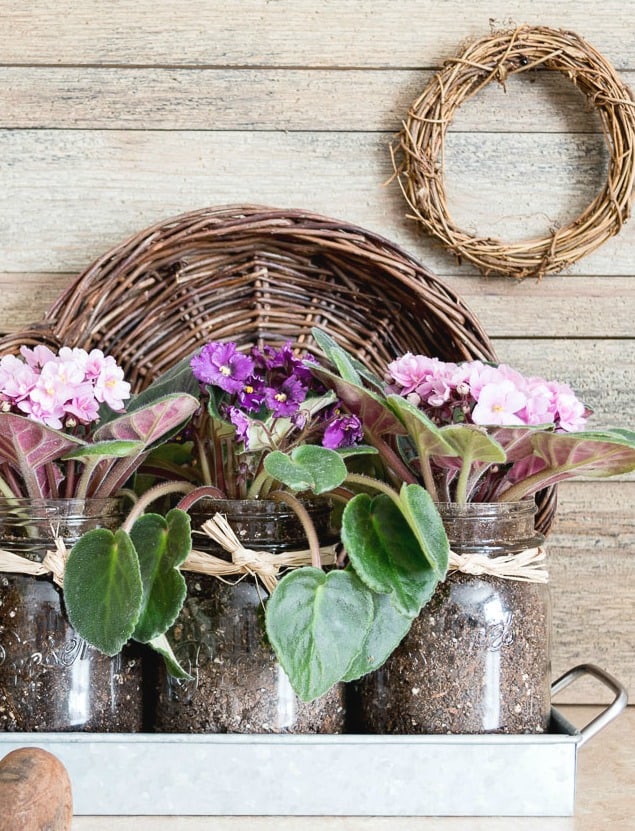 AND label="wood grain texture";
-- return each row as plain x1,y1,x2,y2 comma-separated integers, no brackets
0,66,615,132
1,1,635,69
0,0,633,706
1,129,633,275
